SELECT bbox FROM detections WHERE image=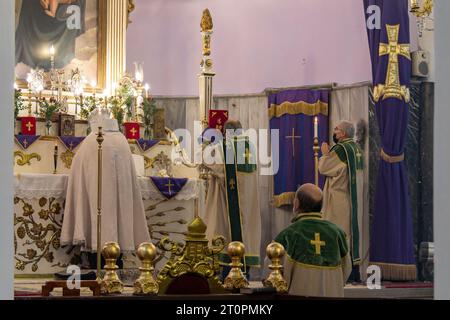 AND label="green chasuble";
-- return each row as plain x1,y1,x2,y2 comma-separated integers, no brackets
330,139,364,262
219,136,260,267
275,213,349,268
